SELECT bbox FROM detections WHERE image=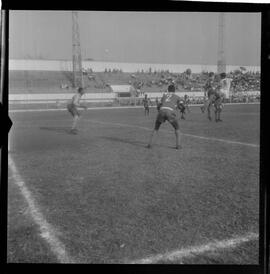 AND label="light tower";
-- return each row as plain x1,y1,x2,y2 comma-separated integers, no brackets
217,13,226,74
72,11,83,88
